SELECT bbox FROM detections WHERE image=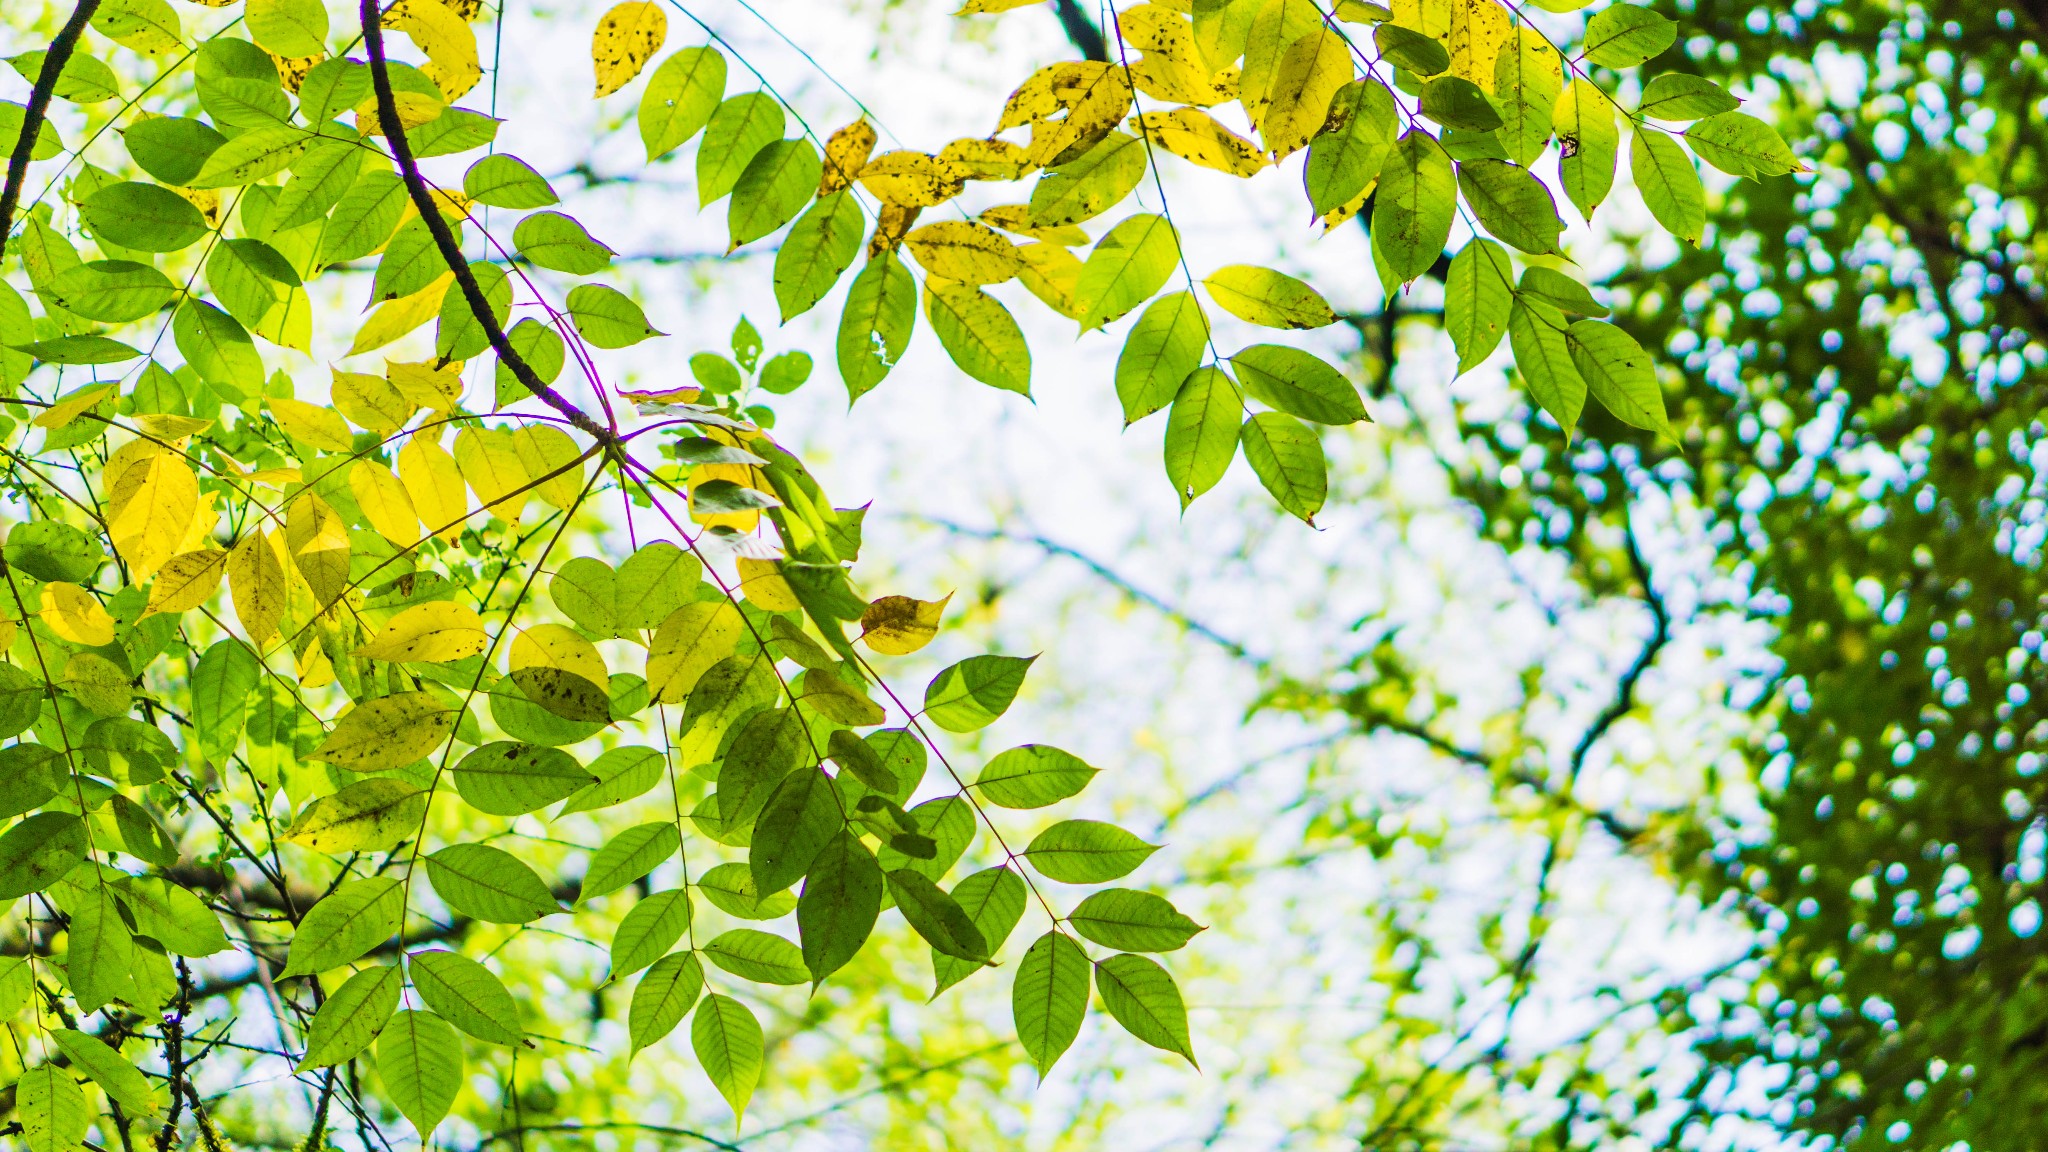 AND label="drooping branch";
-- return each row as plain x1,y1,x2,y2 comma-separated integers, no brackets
356,0,618,447
0,0,101,264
